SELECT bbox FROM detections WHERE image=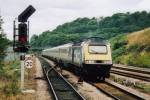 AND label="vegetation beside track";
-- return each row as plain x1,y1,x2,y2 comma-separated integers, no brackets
110,75,150,94
0,34,10,65
0,60,21,98
110,28,150,68
0,58,37,100
0,15,10,65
